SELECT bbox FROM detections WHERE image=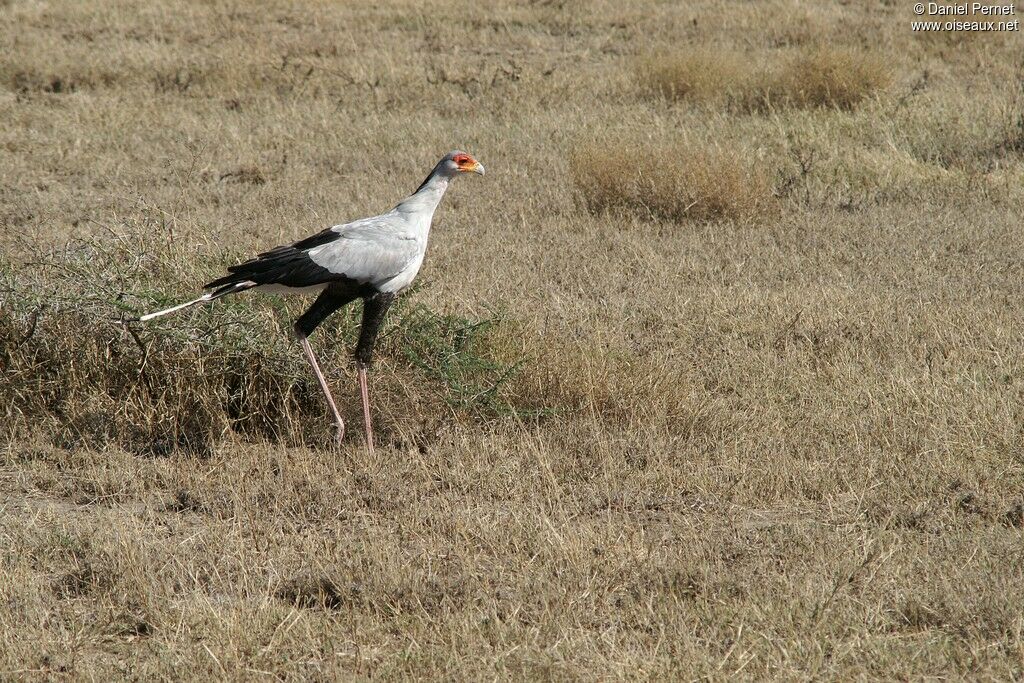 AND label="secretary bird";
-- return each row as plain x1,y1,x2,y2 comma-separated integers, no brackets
137,150,485,453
